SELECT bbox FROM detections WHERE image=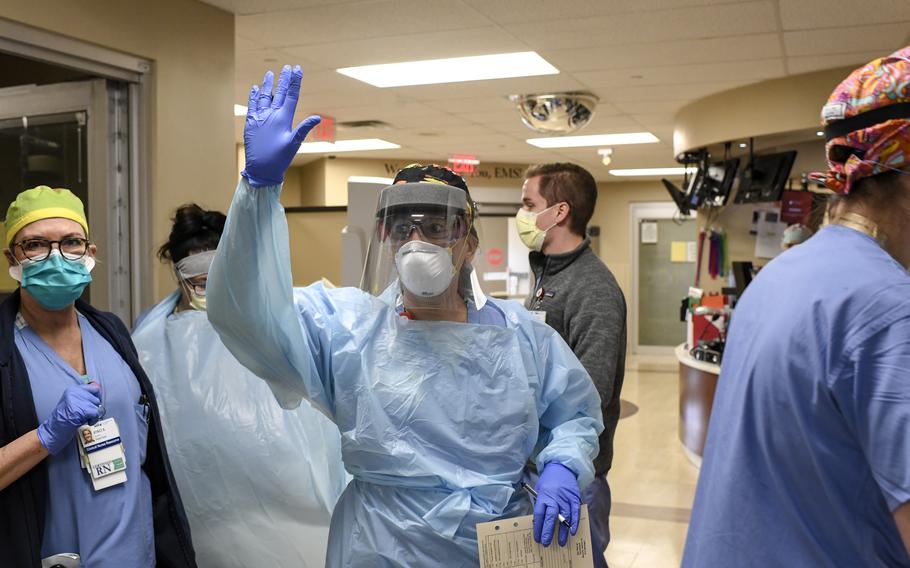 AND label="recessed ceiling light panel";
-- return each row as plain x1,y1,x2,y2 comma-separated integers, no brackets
337,51,558,88
527,132,659,148
296,138,400,154
609,167,694,177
